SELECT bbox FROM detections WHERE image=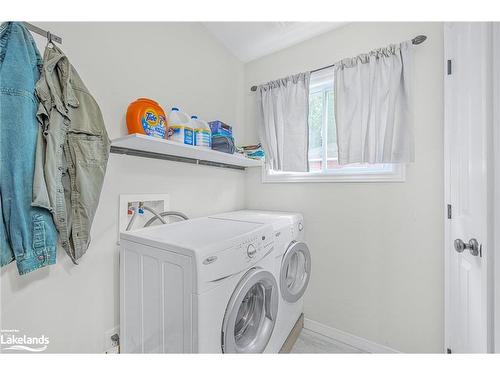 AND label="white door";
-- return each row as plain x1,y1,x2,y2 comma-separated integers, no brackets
444,22,493,353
